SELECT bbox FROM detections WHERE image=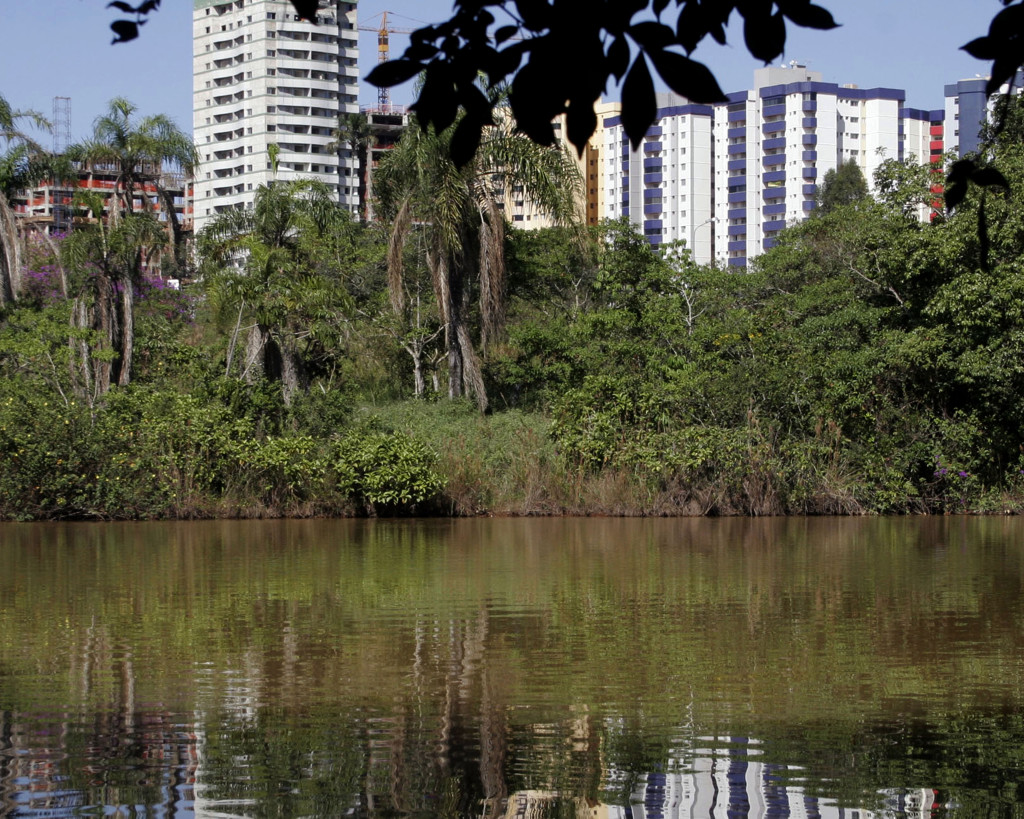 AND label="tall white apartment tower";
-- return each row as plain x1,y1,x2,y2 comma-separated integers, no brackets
193,0,359,233
602,93,715,263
